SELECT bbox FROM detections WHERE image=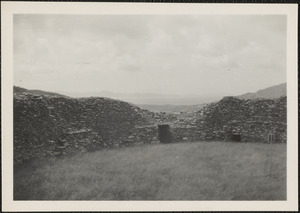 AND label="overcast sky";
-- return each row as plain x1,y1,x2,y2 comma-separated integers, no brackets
14,15,286,97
